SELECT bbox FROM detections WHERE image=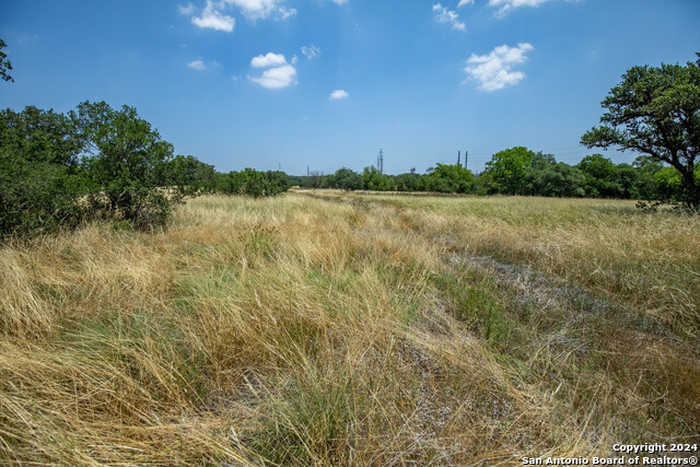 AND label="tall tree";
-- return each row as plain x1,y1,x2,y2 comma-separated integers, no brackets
0,39,14,83
425,163,475,193
484,146,535,195
577,154,621,198
581,55,700,208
